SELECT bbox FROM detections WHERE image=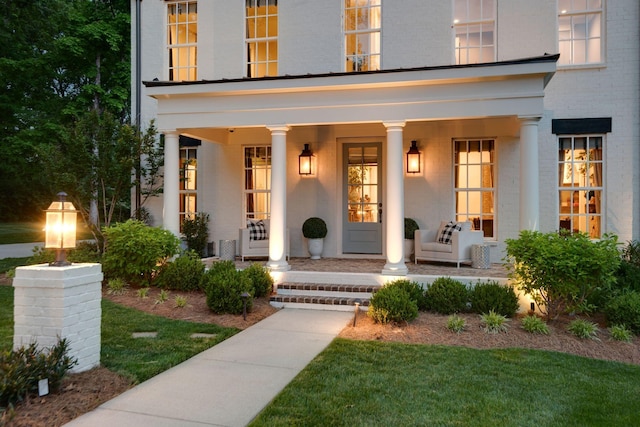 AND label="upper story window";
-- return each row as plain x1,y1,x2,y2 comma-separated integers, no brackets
246,0,278,78
558,0,603,66
454,139,495,238
453,0,495,65
167,1,197,81
344,0,381,72
558,135,603,238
